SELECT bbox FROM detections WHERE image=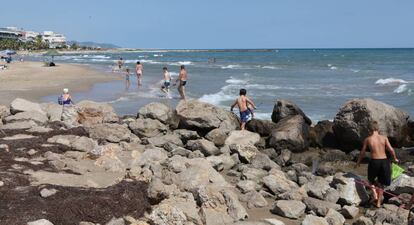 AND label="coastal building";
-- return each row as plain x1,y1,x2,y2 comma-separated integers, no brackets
42,31,66,48
23,31,40,41
0,27,23,40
